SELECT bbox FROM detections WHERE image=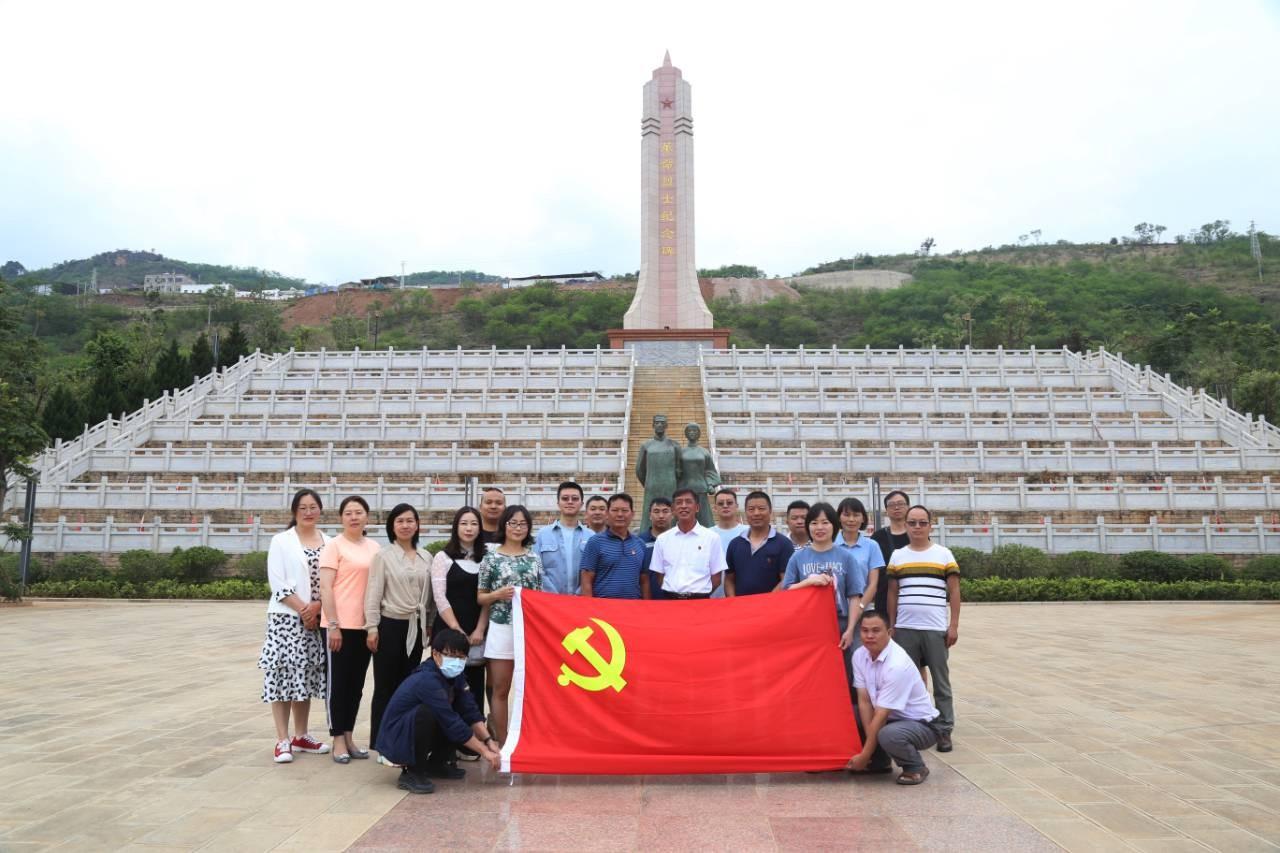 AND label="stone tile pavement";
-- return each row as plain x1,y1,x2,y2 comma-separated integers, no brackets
0,600,1276,851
